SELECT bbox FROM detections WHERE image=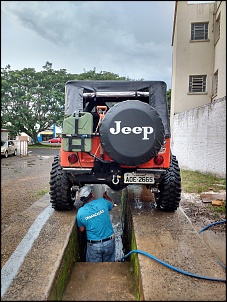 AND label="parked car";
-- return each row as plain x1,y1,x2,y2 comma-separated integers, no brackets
1,140,17,158
48,137,61,143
